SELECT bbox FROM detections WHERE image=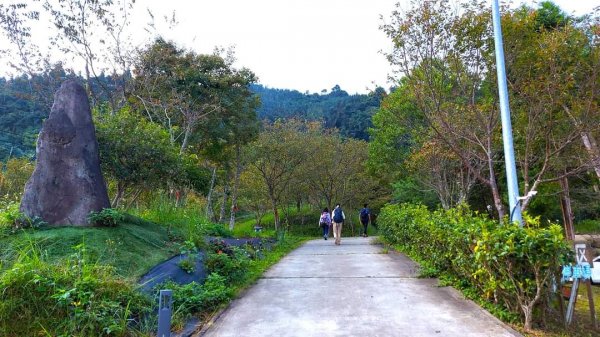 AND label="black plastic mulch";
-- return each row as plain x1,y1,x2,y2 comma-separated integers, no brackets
138,237,275,292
